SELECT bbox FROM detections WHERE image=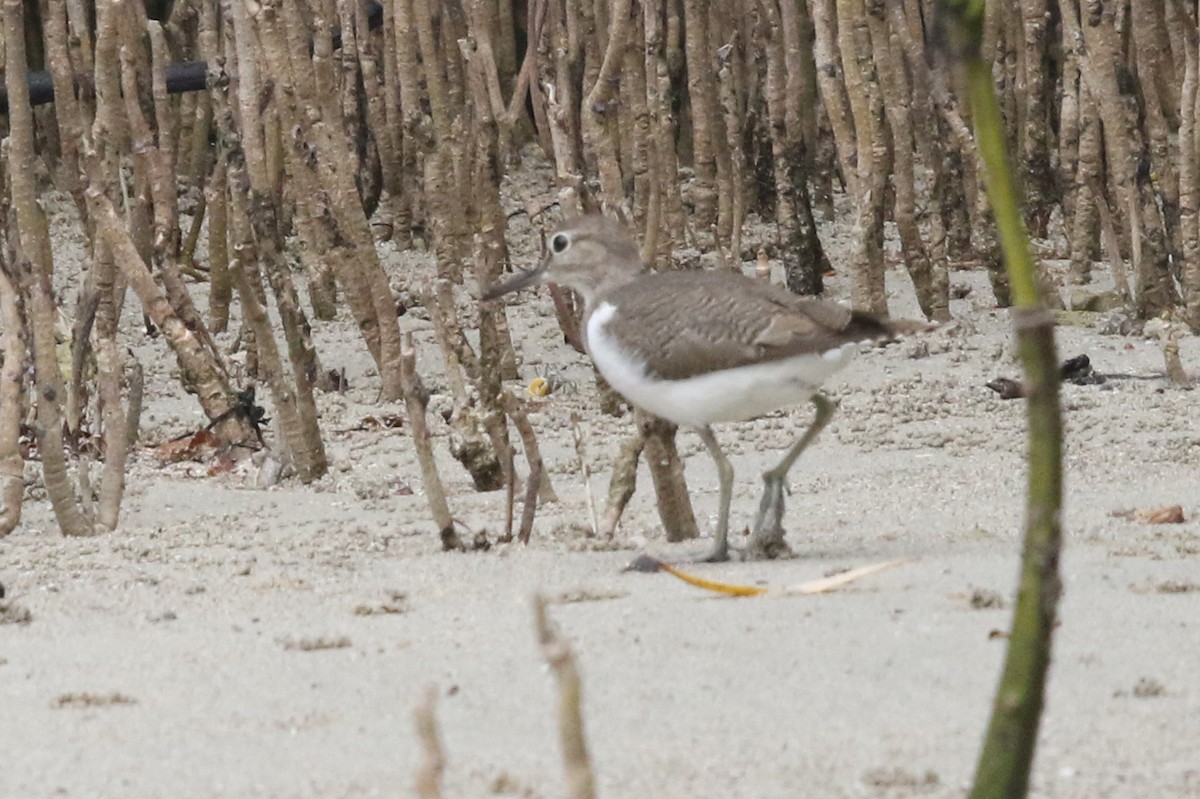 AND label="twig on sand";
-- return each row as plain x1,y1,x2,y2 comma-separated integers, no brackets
570,413,599,537
499,388,557,503
518,459,542,544
599,431,643,538
532,595,596,799
399,332,458,550
413,685,446,799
